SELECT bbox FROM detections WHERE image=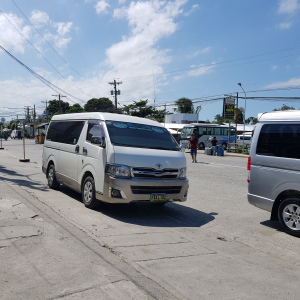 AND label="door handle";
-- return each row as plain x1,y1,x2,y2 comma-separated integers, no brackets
83,147,87,155
75,145,79,153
